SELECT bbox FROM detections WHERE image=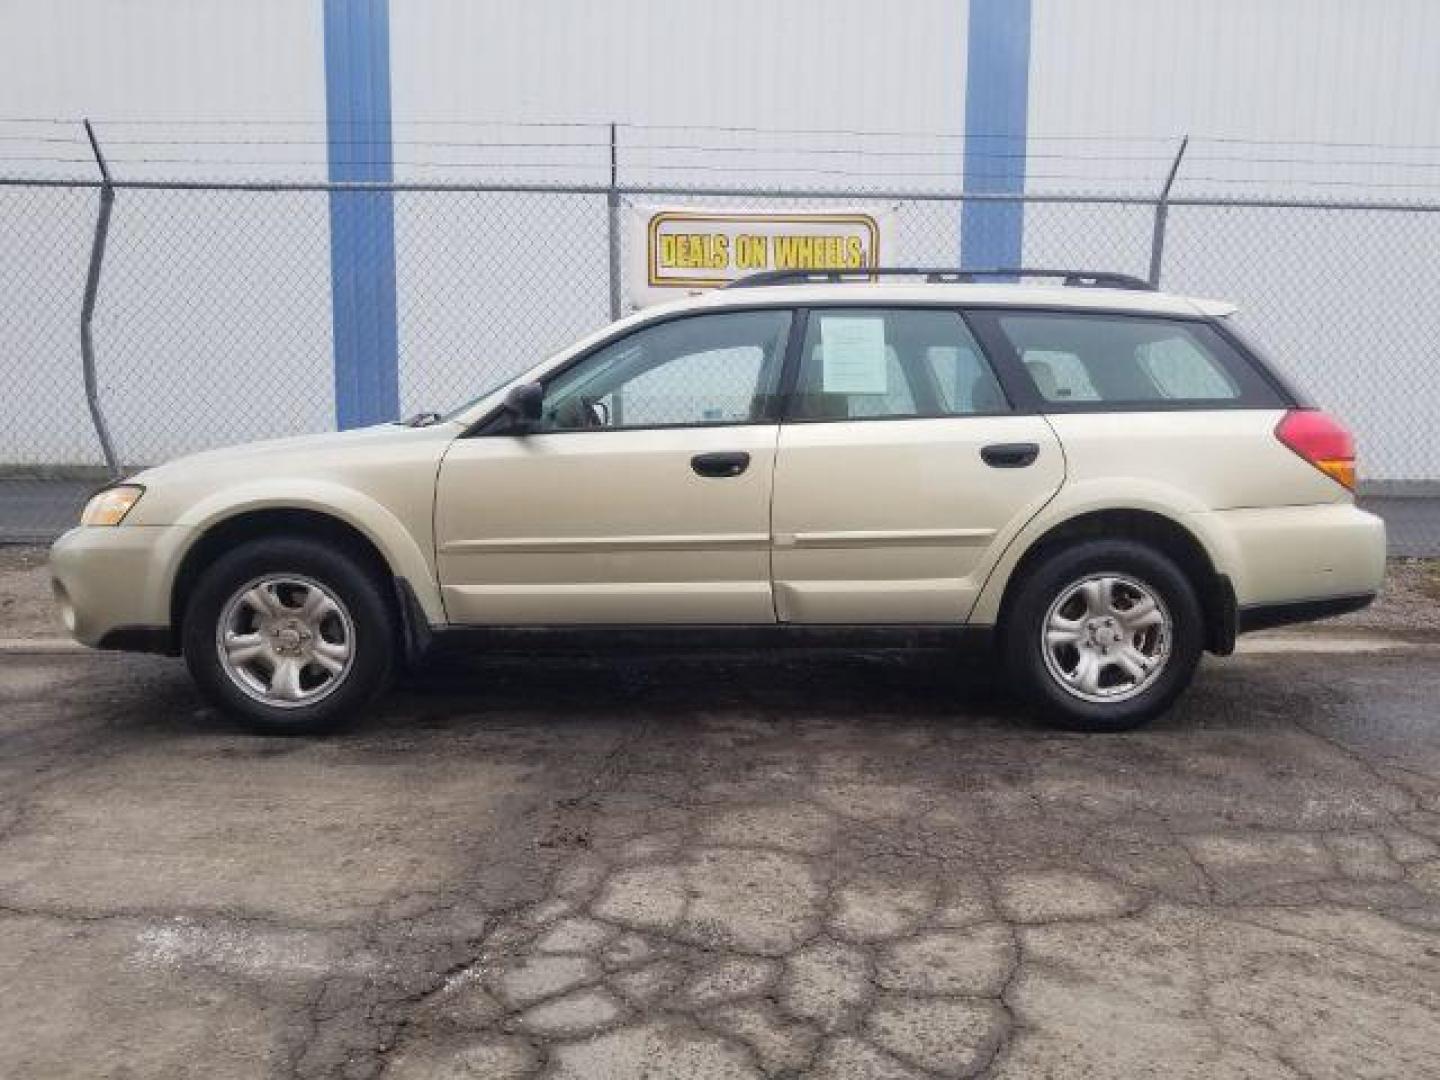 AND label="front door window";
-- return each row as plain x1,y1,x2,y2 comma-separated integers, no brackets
540,310,792,431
